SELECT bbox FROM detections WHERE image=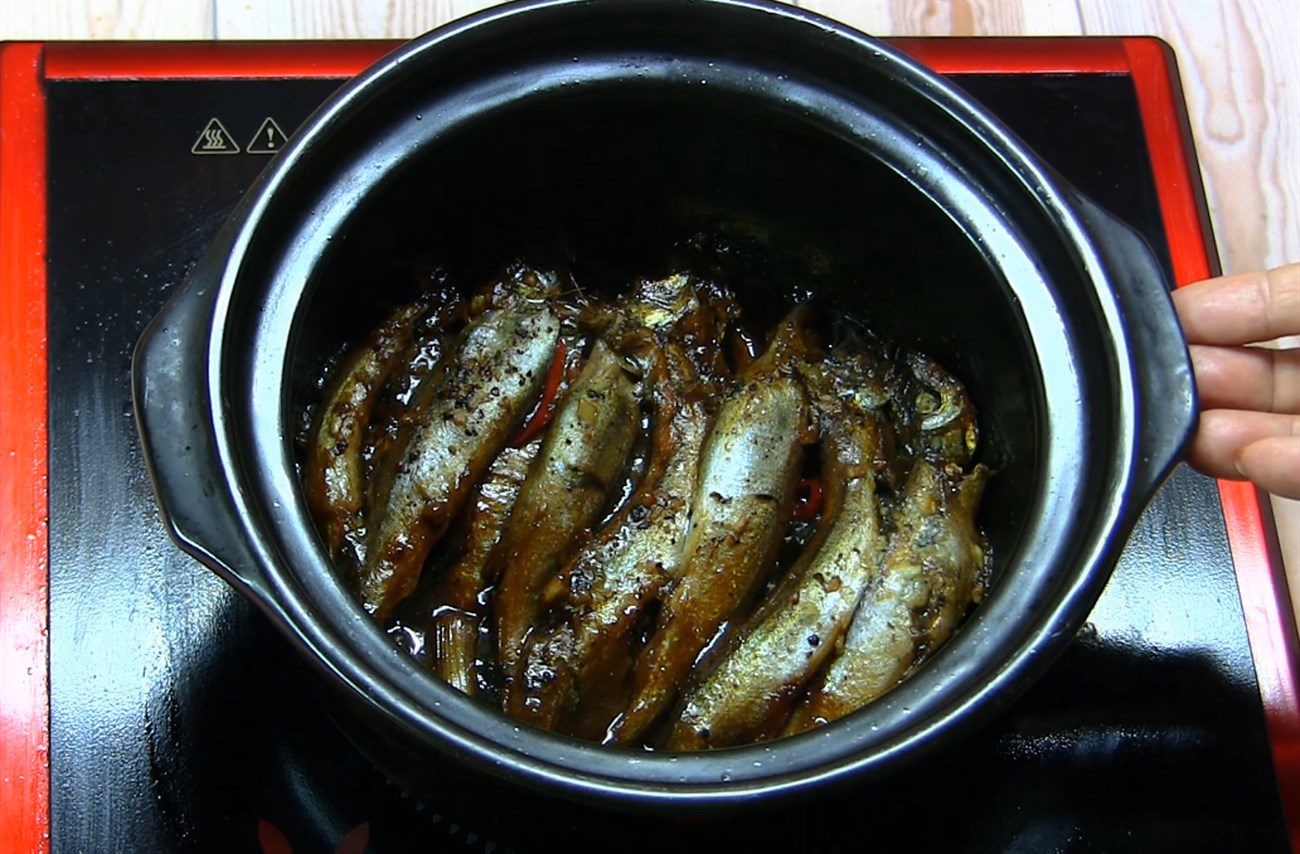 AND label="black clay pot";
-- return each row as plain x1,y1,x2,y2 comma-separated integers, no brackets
133,0,1195,820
